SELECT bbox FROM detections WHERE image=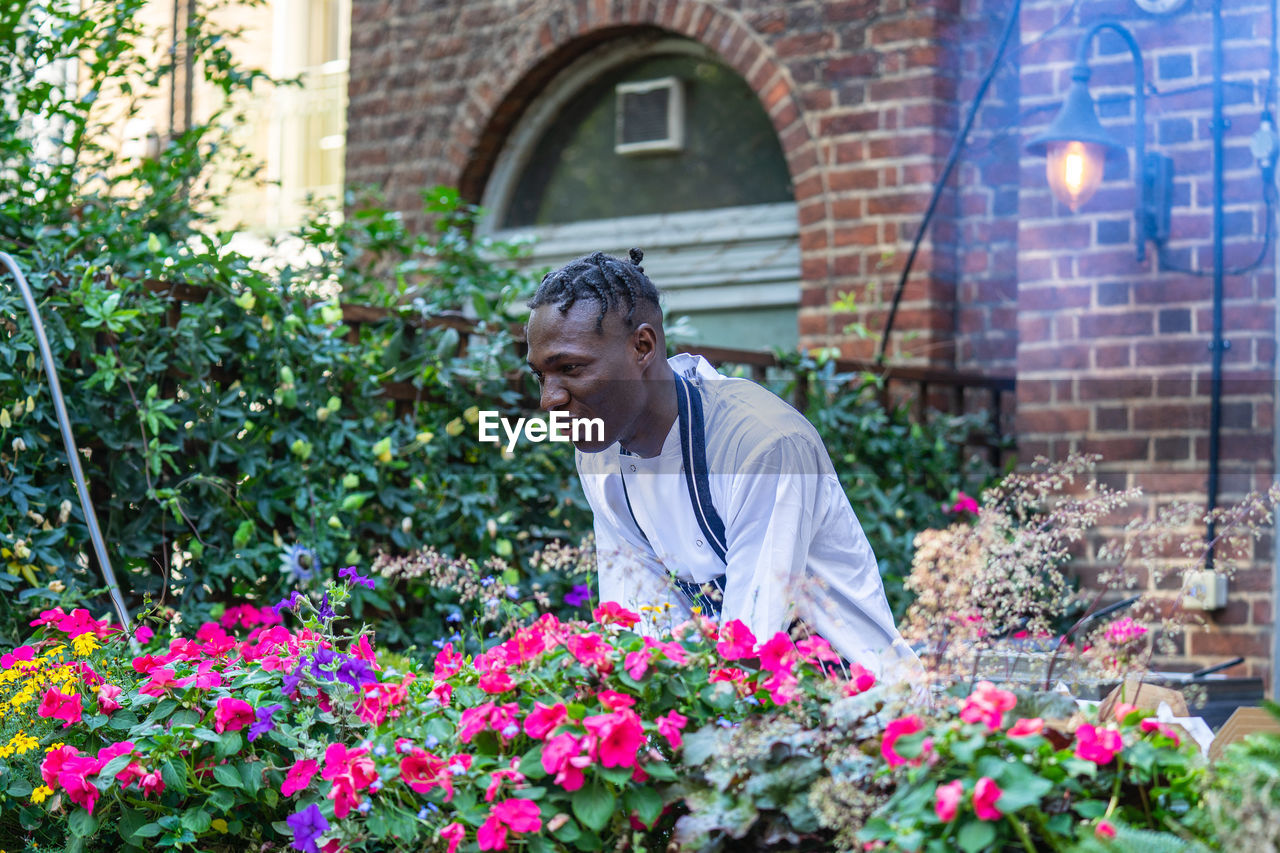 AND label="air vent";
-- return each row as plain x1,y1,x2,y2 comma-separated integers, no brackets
615,77,684,155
